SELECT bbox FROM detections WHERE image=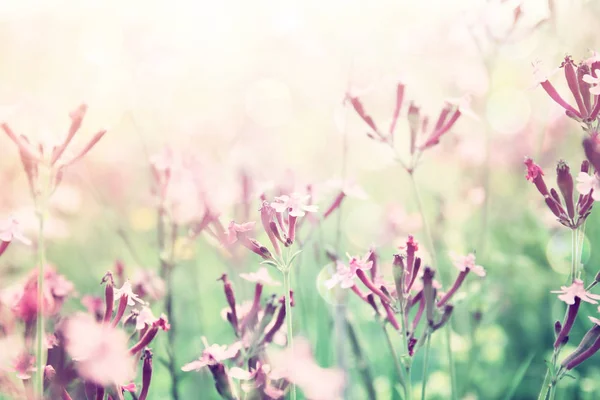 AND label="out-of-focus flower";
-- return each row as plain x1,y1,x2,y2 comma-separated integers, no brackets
131,269,166,302
64,313,135,386
240,267,281,286
81,295,104,319
12,265,74,322
271,193,318,217
0,216,31,245
181,341,241,372
225,221,256,246
12,352,35,380
451,253,486,277
552,279,600,305
326,253,373,290
135,307,158,331
269,337,345,400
